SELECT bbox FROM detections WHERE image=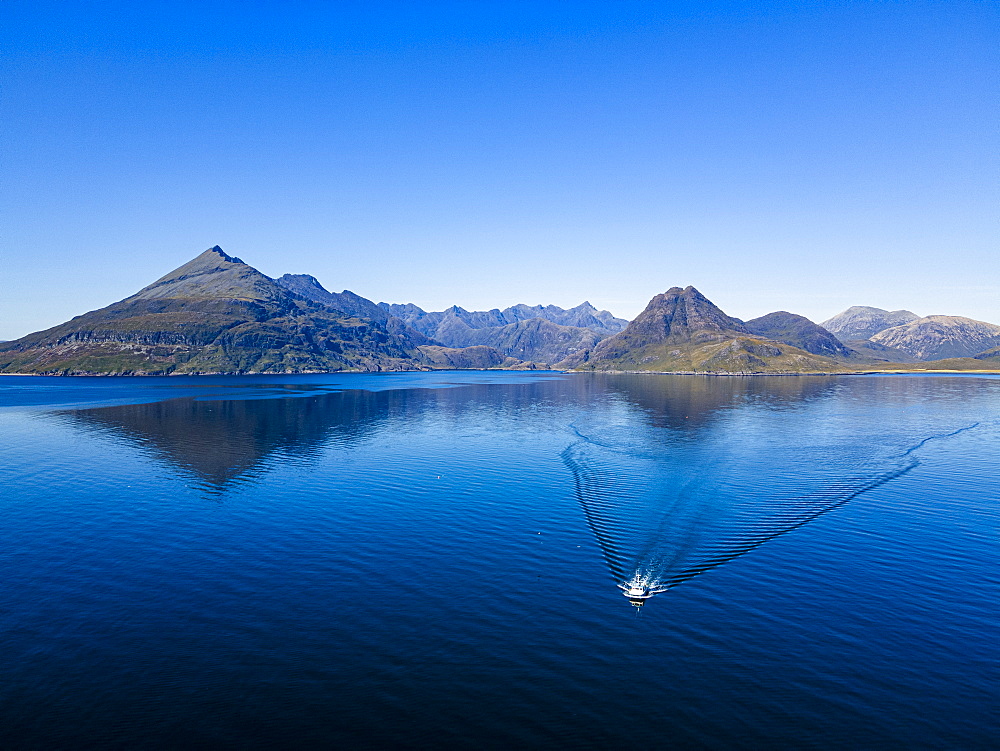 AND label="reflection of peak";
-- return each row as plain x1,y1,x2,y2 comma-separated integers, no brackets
64,391,402,488
60,373,835,491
